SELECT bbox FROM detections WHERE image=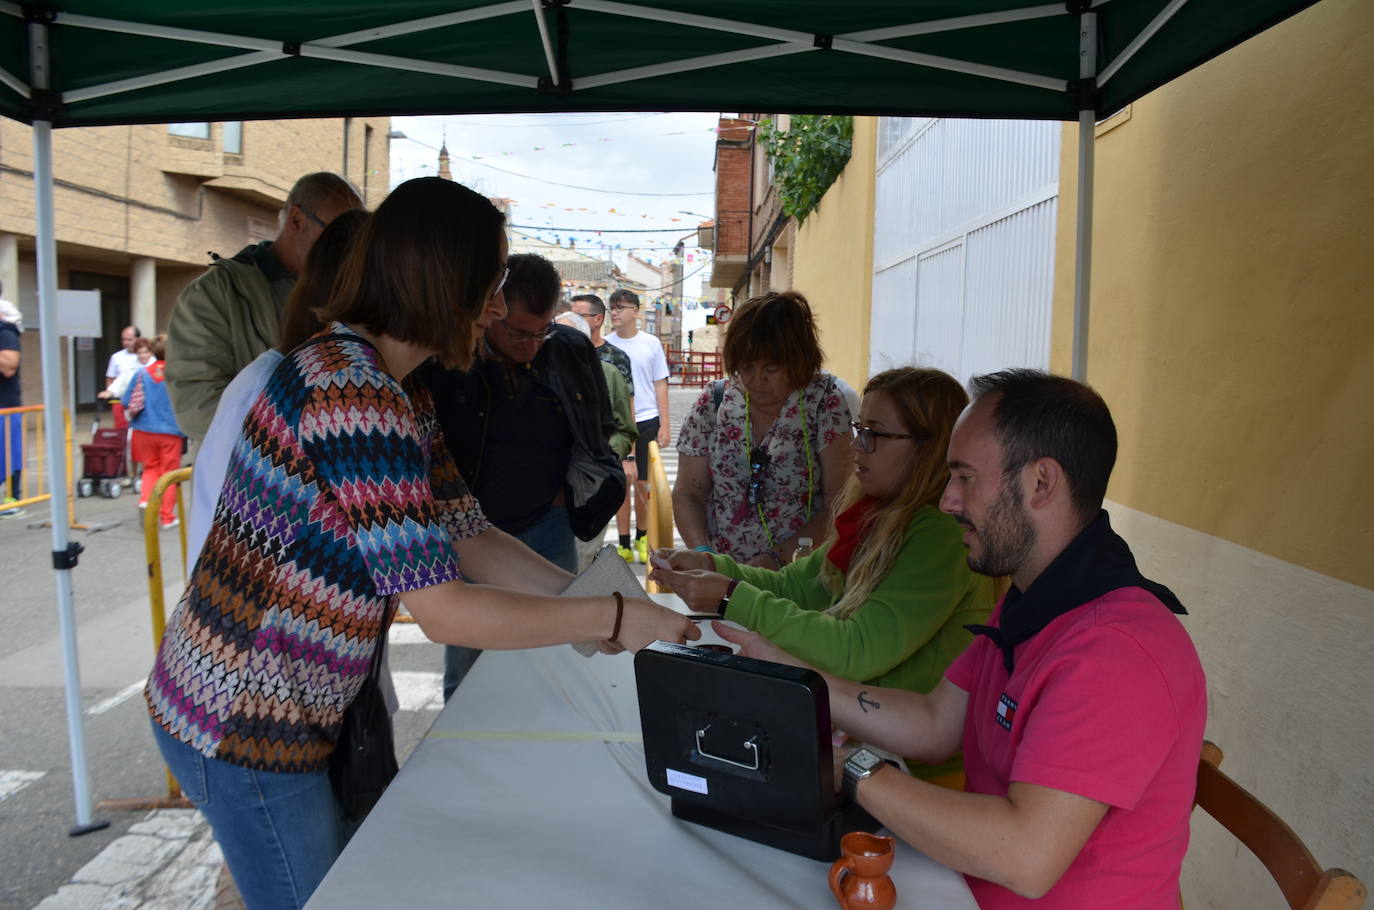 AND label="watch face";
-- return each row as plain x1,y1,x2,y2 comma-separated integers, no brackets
847,748,884,775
